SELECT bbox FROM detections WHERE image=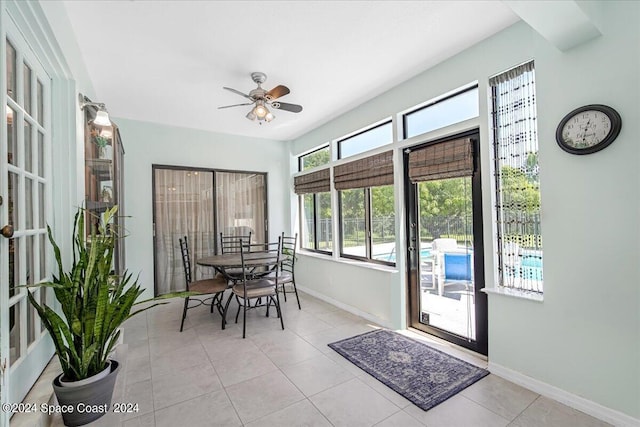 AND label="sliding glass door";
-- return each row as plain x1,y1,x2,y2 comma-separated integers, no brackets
405,131,487,355
215,171,266,244
152,167,266,296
